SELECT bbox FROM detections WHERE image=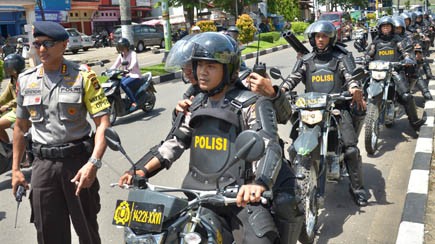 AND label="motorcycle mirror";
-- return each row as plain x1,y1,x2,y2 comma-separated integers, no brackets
353,40,365,52
269,67,282,80
104,127,123,151
234,130,265,162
